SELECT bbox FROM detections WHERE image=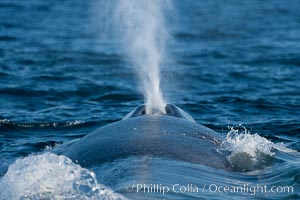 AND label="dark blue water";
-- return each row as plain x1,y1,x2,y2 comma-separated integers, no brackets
0,0,299,199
